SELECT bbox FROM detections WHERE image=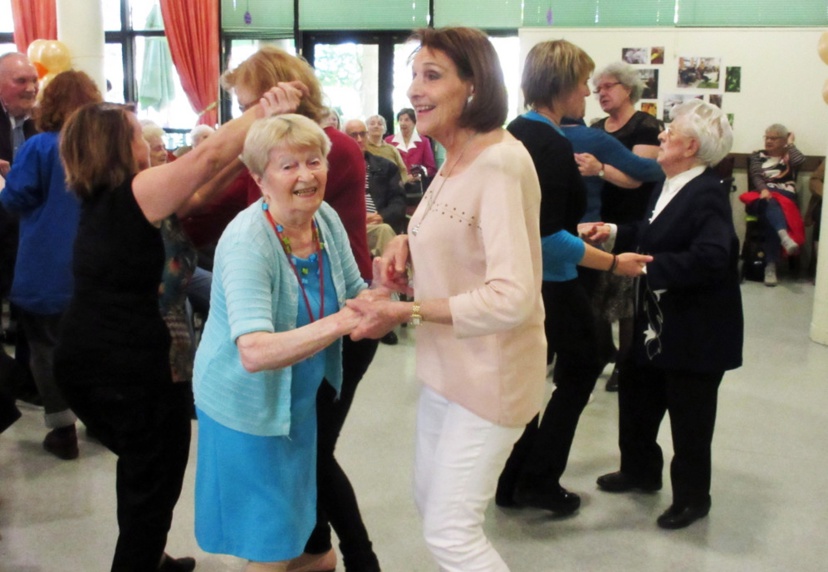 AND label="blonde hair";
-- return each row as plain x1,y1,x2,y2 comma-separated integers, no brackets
221,46,325,123
241,114,331,177
522,40,594,109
